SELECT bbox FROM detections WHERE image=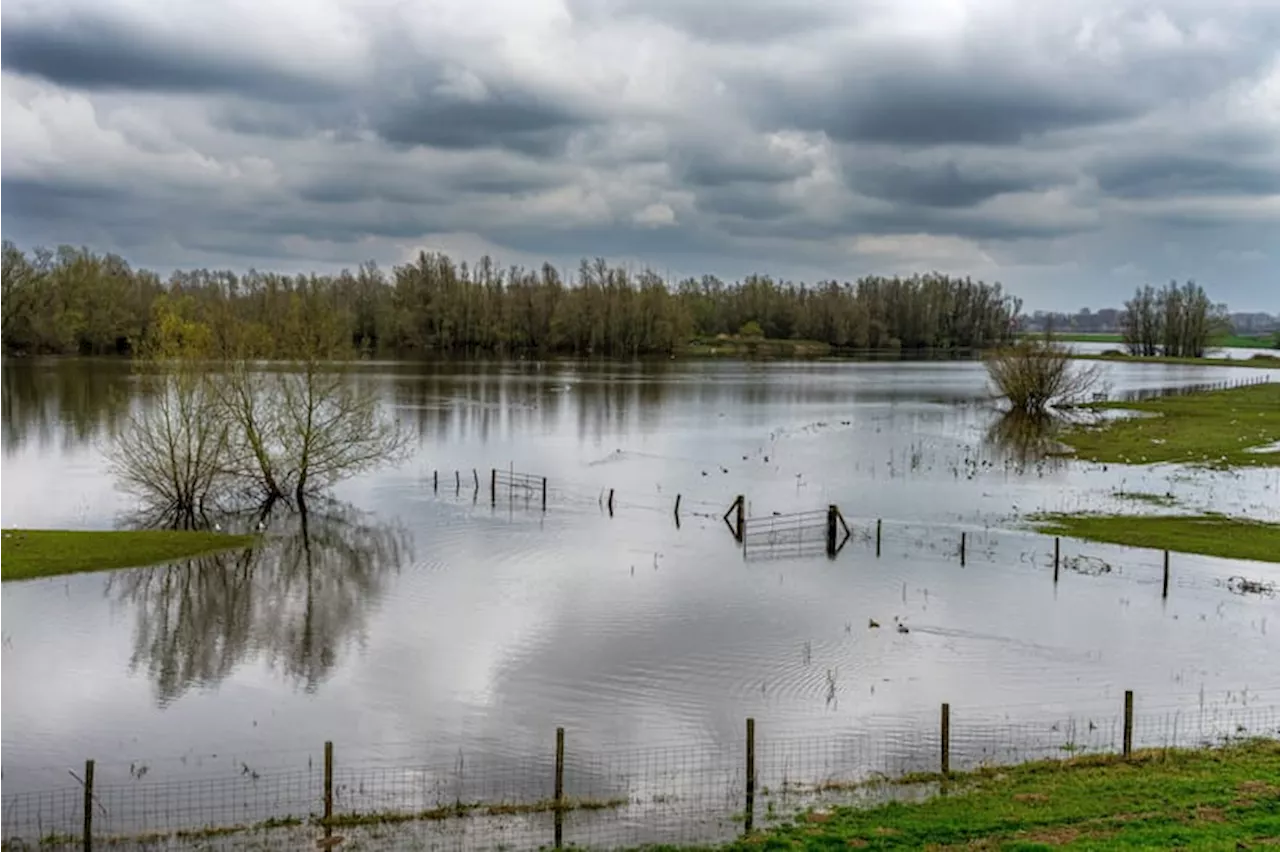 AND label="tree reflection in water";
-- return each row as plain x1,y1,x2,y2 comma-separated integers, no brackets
984,409,1069,472
106,500,411,705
